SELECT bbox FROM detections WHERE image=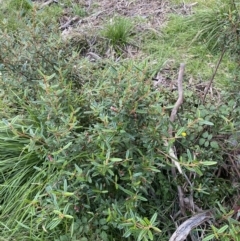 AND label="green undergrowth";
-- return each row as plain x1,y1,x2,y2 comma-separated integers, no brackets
0,0,239,240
